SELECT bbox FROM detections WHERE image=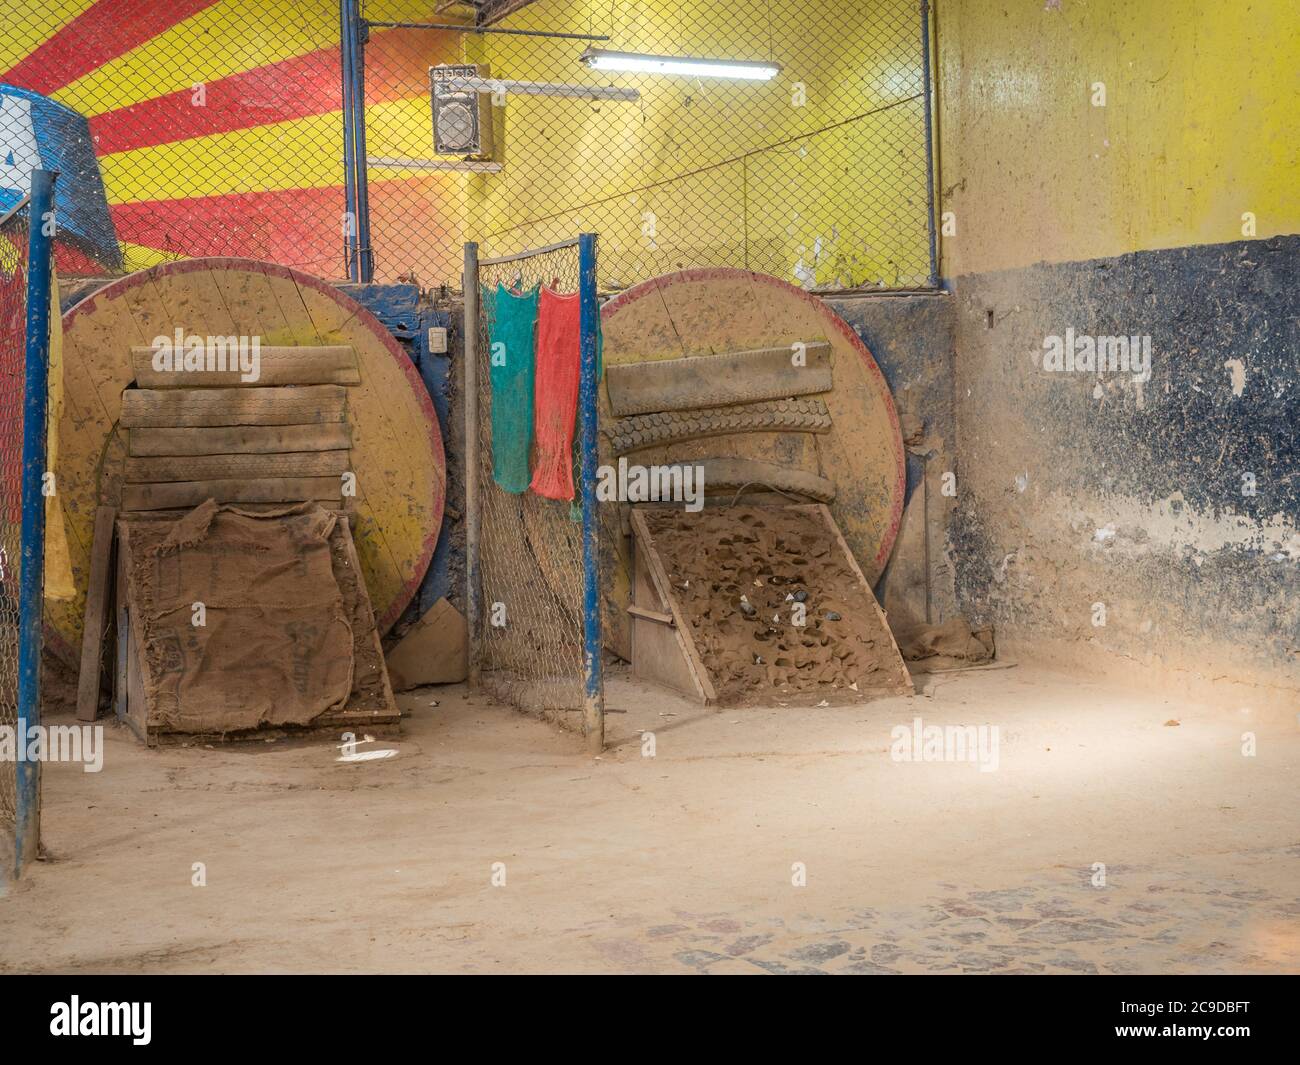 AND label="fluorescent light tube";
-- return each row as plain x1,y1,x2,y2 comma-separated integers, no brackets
580,49,781,81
